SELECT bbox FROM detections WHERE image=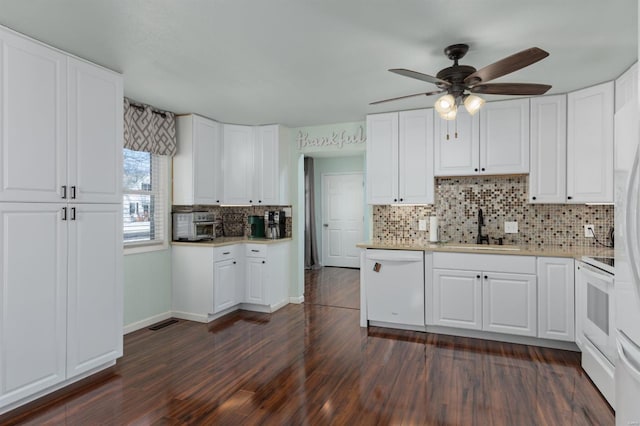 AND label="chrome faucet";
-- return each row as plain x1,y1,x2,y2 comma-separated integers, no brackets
476,208,489,244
